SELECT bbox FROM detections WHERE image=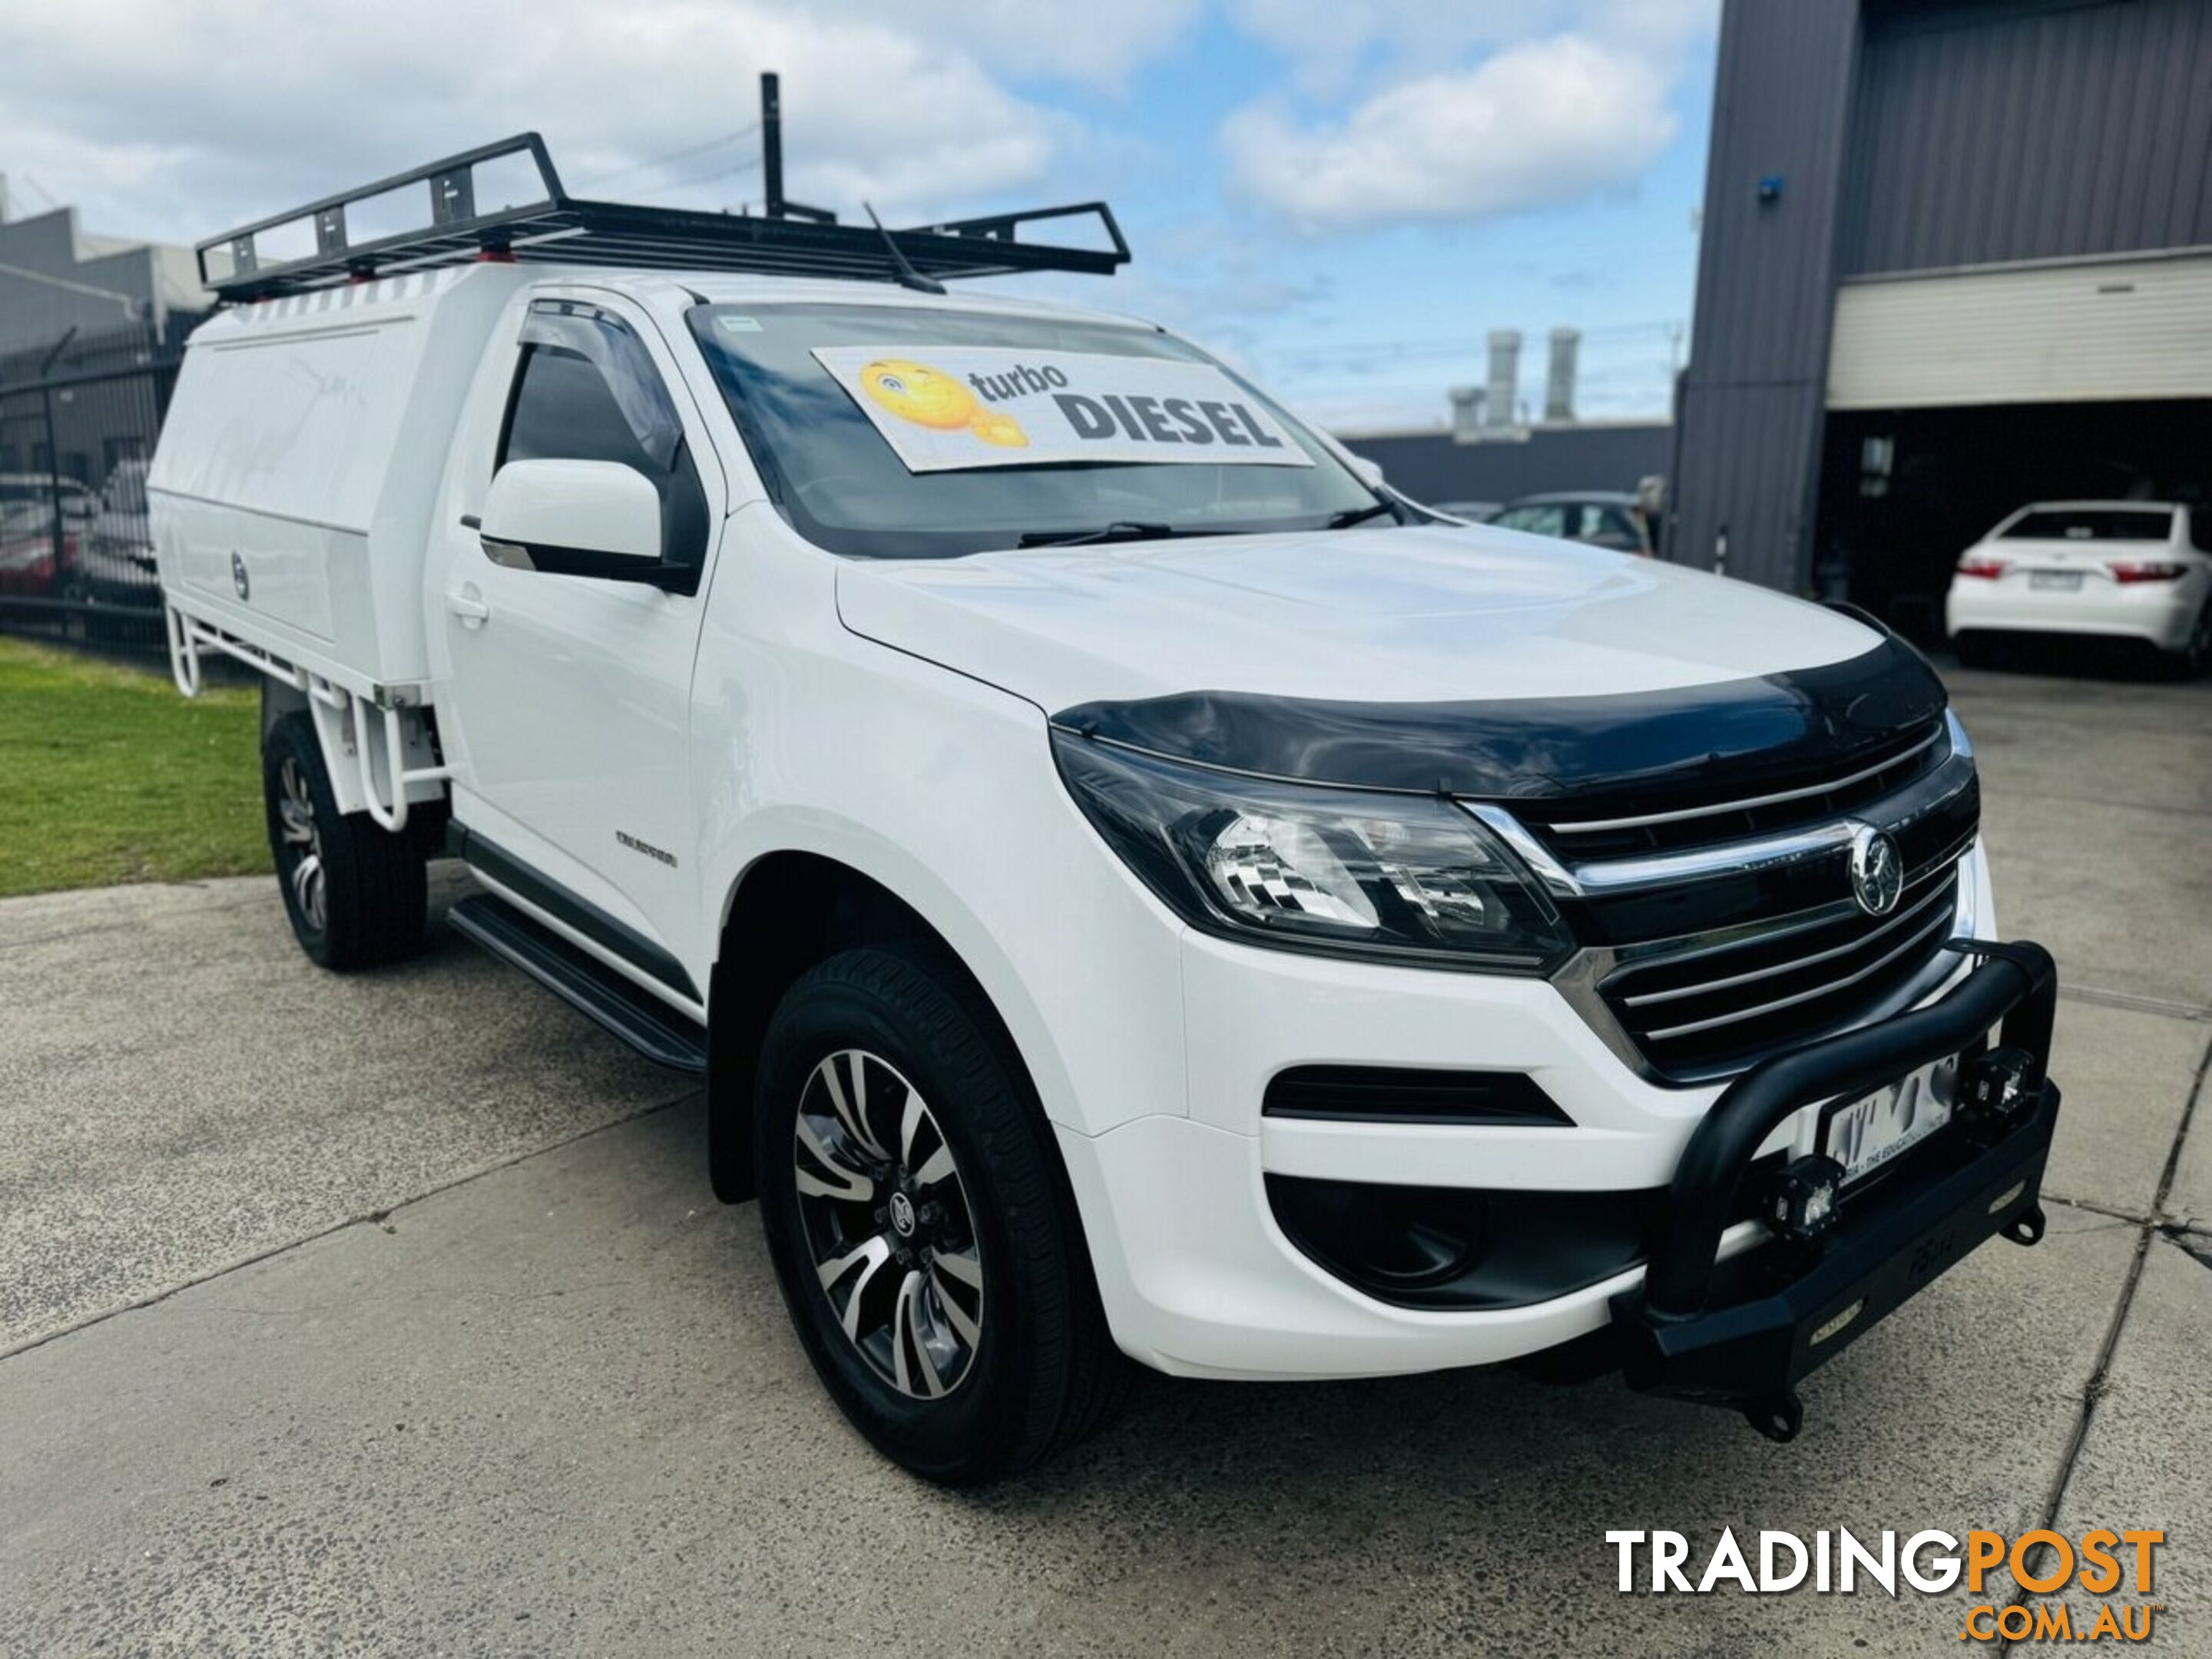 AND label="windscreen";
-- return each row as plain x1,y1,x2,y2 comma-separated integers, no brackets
686,303,1382,559
2000,508,2172,542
